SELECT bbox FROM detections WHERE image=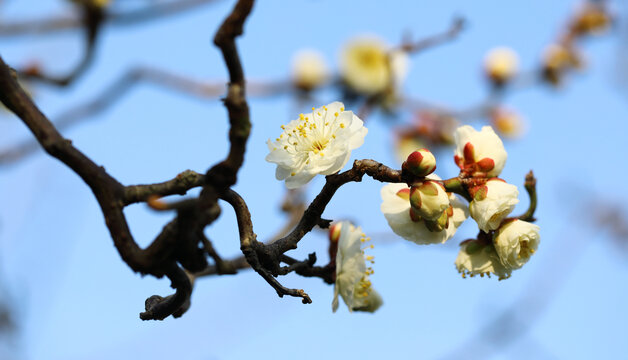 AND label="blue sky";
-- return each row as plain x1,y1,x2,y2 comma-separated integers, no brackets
1,0,627,359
